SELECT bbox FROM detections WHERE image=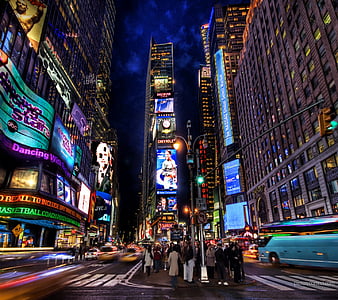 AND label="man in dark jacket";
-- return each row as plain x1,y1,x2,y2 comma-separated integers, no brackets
215,243,229,285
